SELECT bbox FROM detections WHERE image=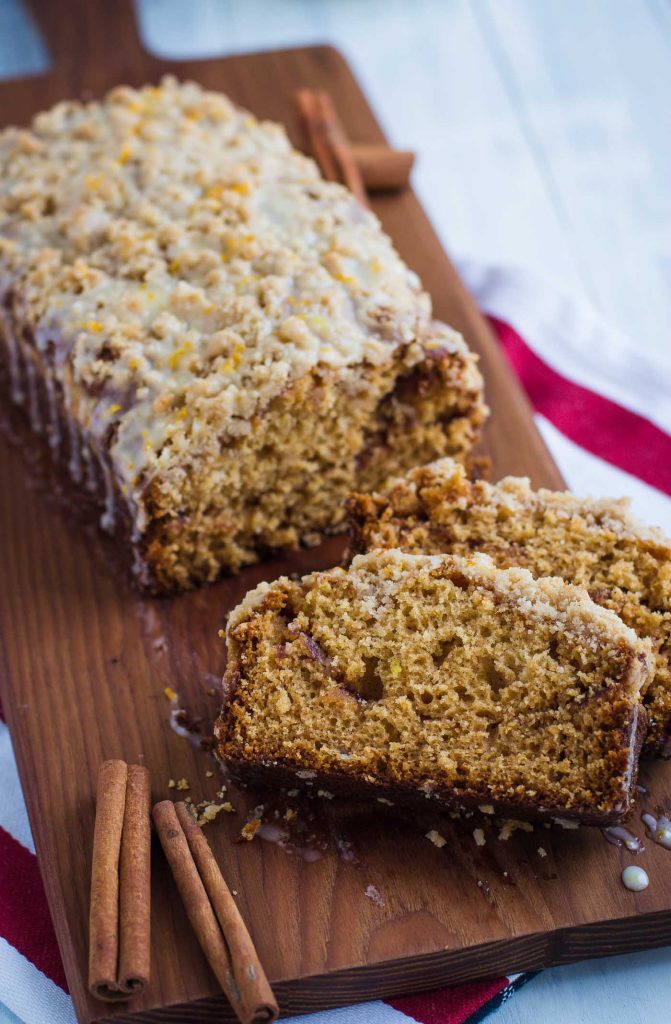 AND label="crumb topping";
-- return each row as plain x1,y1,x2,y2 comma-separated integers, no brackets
0,76,463,503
